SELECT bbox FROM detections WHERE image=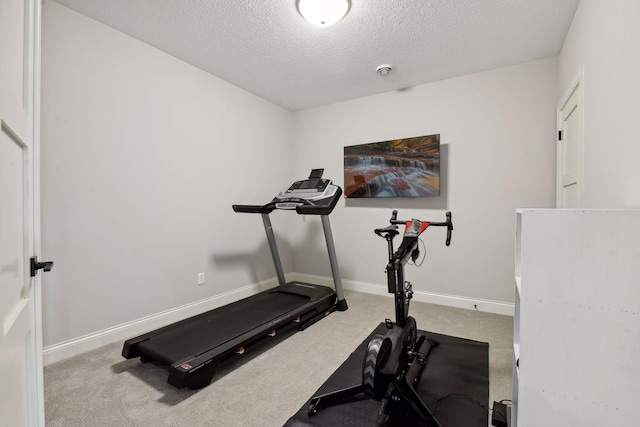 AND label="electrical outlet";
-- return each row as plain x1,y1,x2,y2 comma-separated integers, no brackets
198,272,205,285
